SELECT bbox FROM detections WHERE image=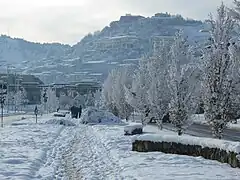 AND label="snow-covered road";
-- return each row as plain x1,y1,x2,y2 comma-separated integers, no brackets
0,114,240,179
